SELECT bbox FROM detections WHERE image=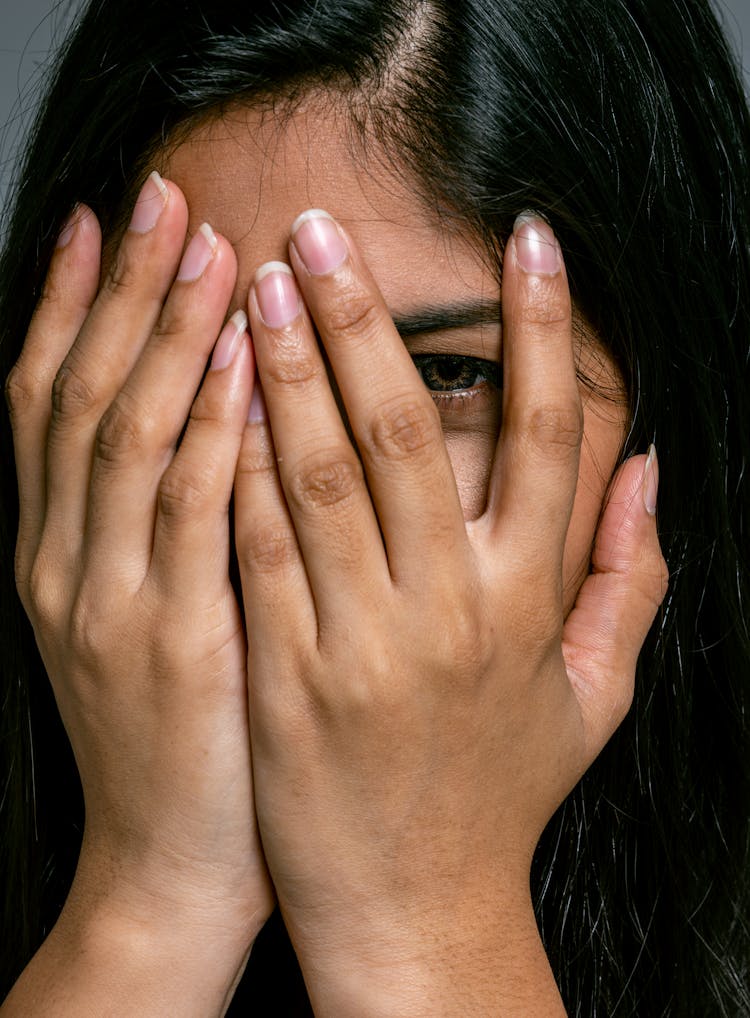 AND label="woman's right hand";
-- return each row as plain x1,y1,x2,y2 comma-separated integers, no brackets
3,173,273,1016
